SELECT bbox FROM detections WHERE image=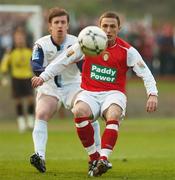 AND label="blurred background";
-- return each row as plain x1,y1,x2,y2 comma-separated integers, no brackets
0,0,175,121
0,2,174,179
